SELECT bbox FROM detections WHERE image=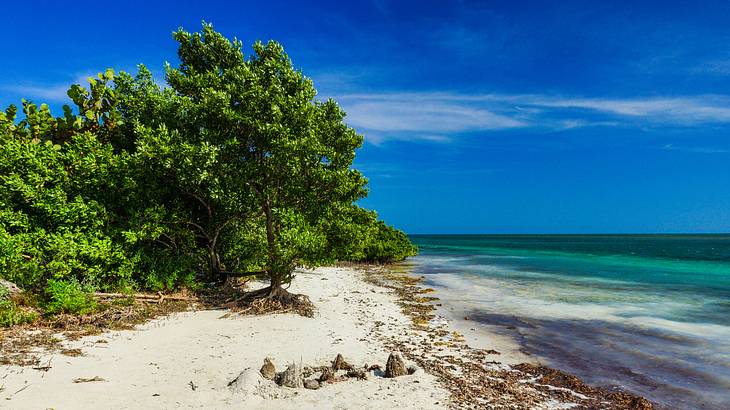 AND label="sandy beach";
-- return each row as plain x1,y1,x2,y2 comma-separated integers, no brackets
0,266,651,409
